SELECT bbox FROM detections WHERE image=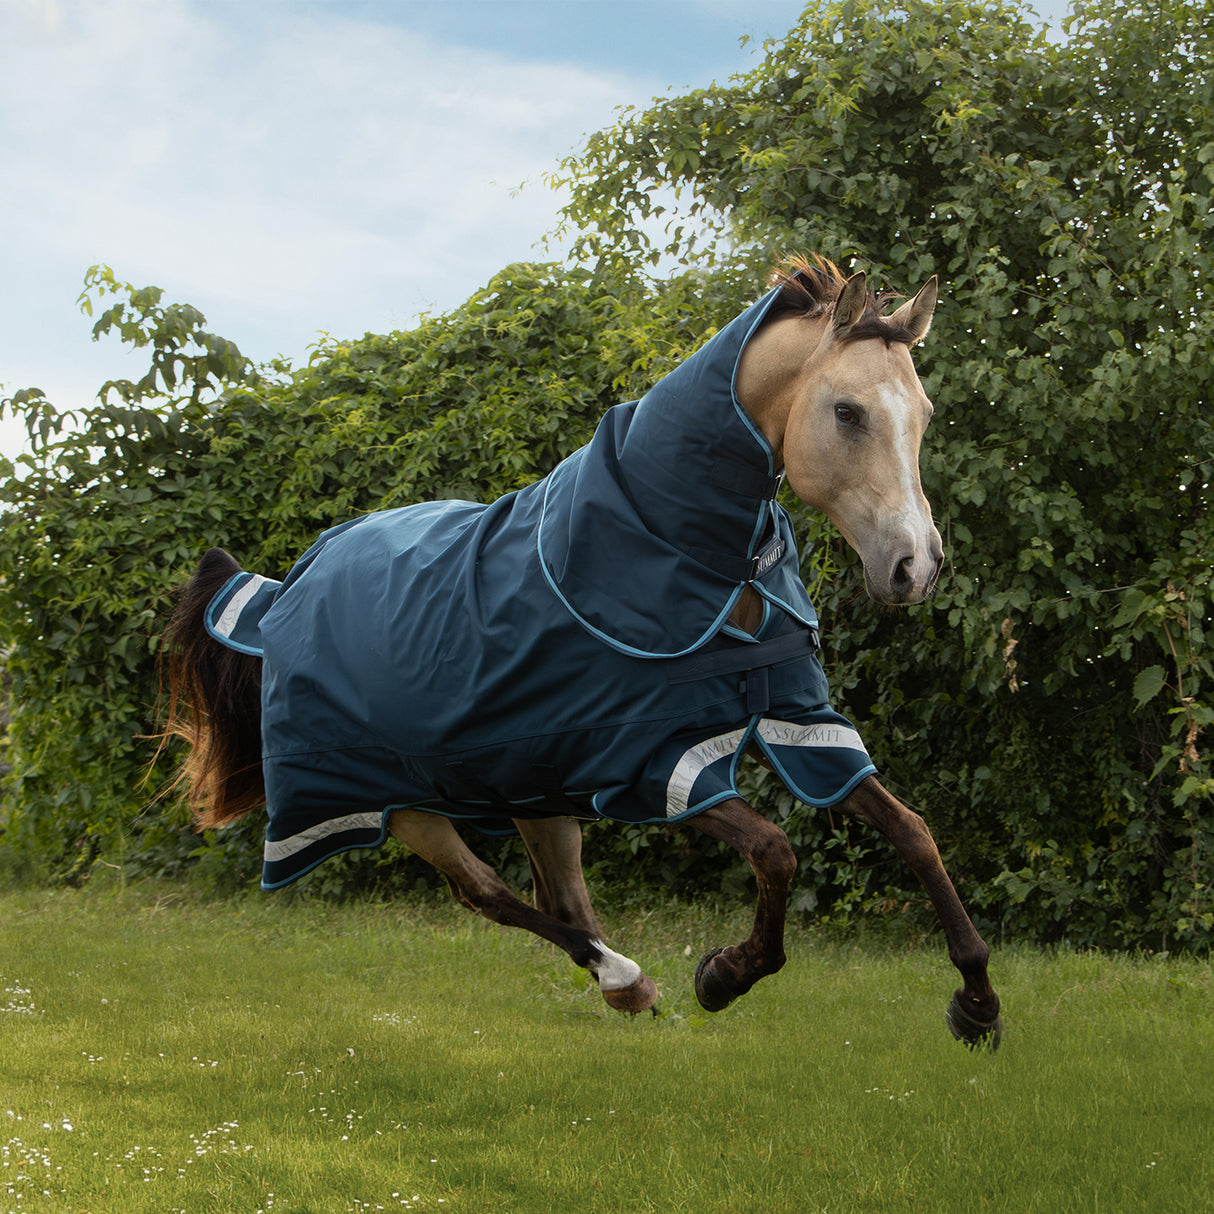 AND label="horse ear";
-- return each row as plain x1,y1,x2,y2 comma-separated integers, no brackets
832,271,868,332
888,276,938,344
